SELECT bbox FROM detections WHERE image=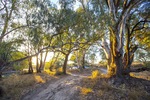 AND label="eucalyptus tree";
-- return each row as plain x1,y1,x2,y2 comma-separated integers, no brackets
79,0,150,79
53,0,100,74
0,0,19,42
28,26,49,73
0,0,28,77
53,31,81,74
